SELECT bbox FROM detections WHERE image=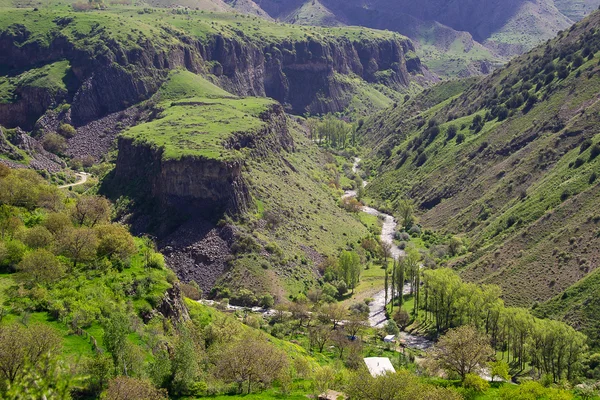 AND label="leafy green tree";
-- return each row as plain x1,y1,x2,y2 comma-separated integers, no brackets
85,353,114,396
103,312,130,375
59,227,98,269
95,224,137,263
17,248,65,284
490,360,510,382
71,195,111,227
395,199,414,230
215,333,288,394
170,328,202,395
0,323,62,392
338,250,361,293
432,325,494,381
